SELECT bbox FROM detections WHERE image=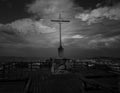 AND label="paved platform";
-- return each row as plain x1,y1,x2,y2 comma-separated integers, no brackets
0,79,28,93
28,71,84,93
0,67,119,93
